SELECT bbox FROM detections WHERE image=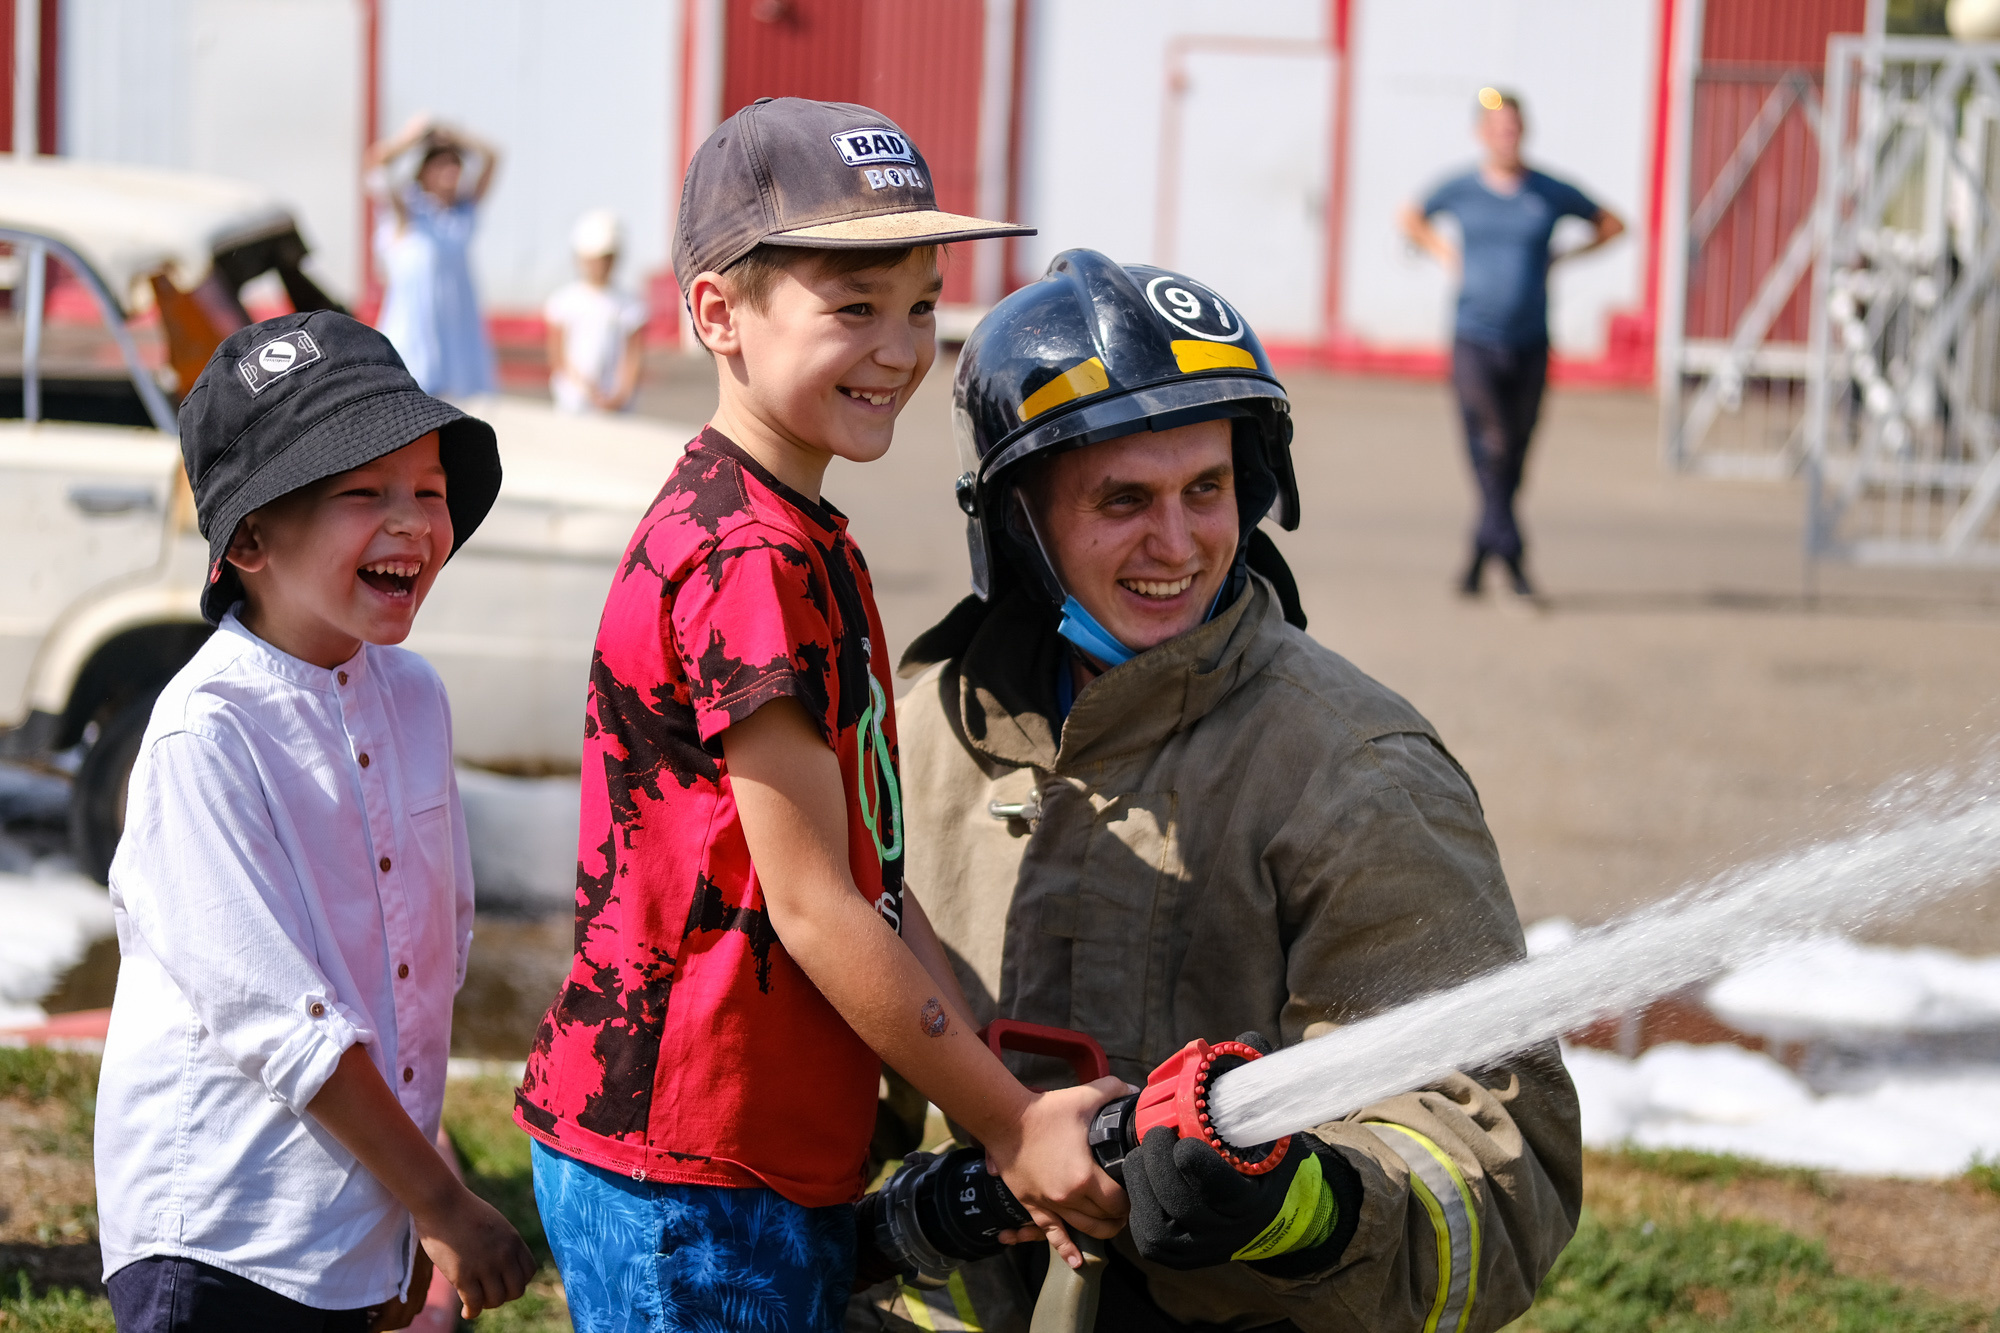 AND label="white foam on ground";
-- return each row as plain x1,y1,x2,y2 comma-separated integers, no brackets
1566,1041,2000,1177
1541,924,2000,1177
455,765,579,914
1213,766,2000,1146
1708,934,2000,1036
0,864,114,1029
